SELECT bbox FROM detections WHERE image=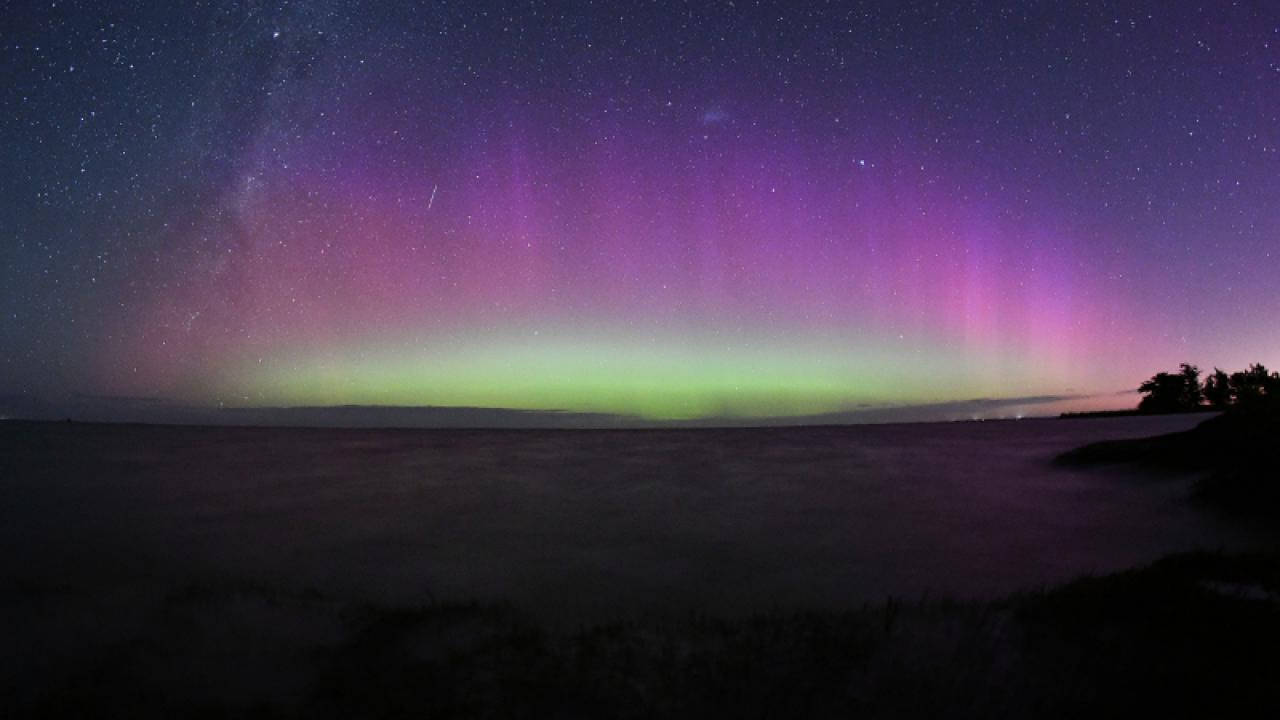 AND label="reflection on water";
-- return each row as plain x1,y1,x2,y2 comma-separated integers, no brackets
1,415,1272,622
